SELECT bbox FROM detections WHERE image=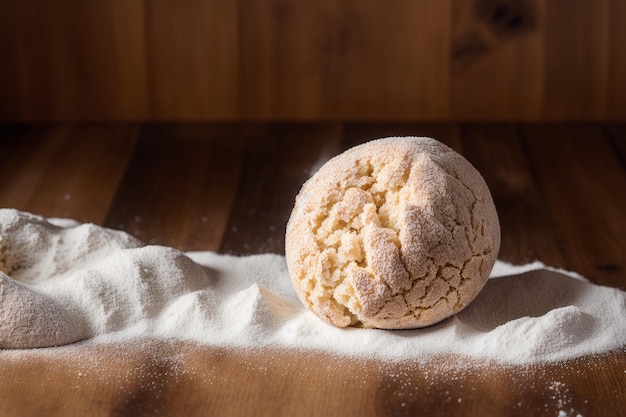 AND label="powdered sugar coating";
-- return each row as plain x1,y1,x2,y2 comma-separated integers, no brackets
285,137,501,329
